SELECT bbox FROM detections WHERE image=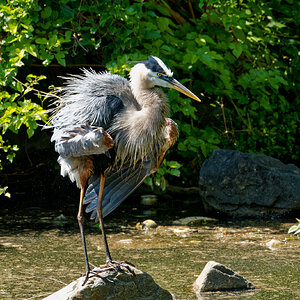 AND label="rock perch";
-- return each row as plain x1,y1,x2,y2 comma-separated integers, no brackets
44,265,174,300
